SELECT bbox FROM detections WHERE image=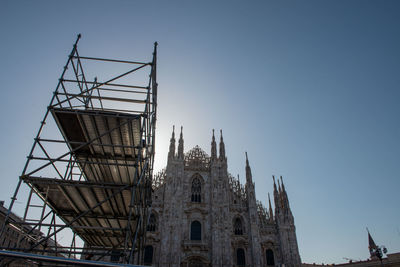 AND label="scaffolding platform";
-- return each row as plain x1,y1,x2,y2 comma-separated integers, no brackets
0,34,157,265
52,108,142,185
22,176,134,247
